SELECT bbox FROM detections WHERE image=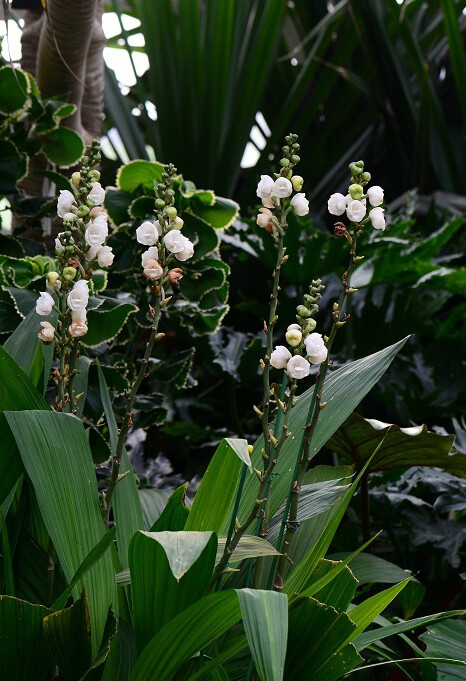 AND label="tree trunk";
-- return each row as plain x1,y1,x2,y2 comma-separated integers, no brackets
21,0,105,141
